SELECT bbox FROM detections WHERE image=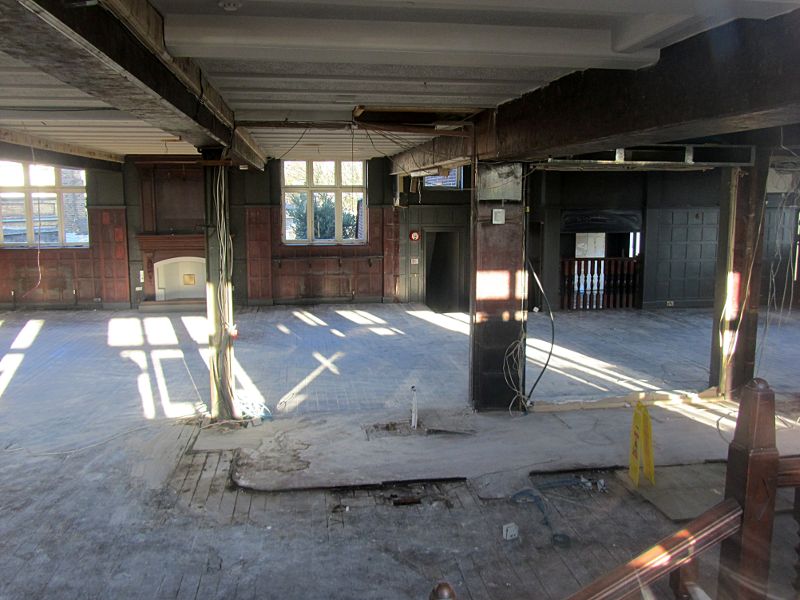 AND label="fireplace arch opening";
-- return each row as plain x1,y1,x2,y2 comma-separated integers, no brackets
154,257,206,301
